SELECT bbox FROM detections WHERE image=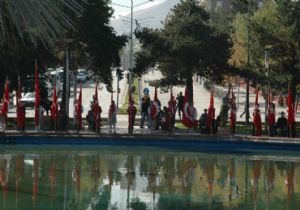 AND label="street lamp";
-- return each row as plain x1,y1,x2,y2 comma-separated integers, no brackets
112,0,154,95
245,0,252,125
